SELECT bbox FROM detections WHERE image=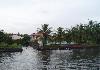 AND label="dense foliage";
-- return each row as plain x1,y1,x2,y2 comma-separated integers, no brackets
65,20,100,44
0,20,100,48
38,20,100,46
37,24,52,46
21,34,30,46
0,30,30,48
